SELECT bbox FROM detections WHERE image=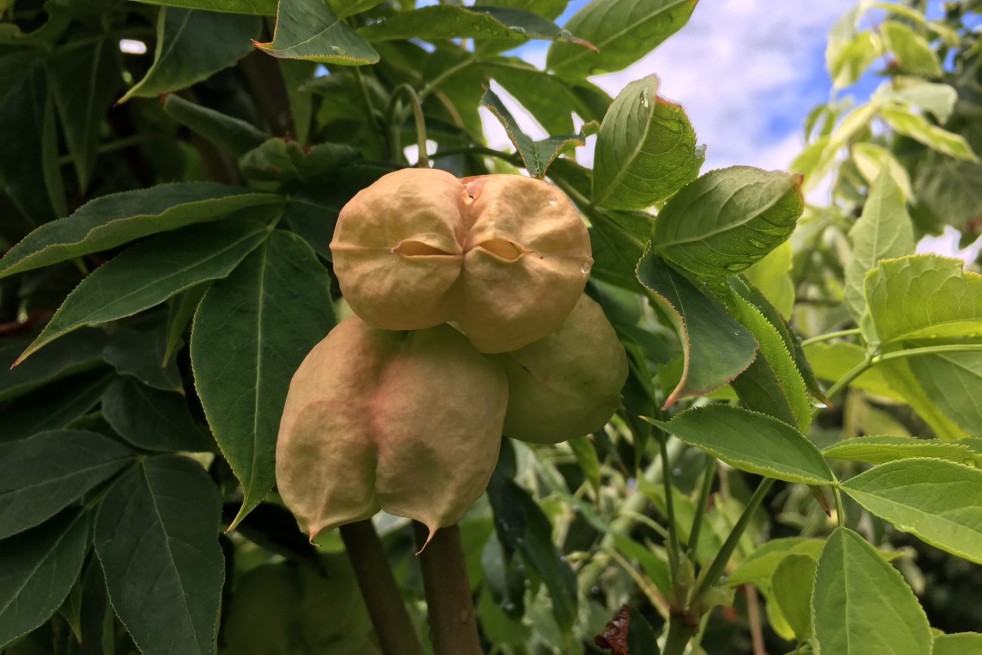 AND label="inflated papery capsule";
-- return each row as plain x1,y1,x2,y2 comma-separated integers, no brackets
496,294,628,444
275,316,508,545
330,168,593,353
